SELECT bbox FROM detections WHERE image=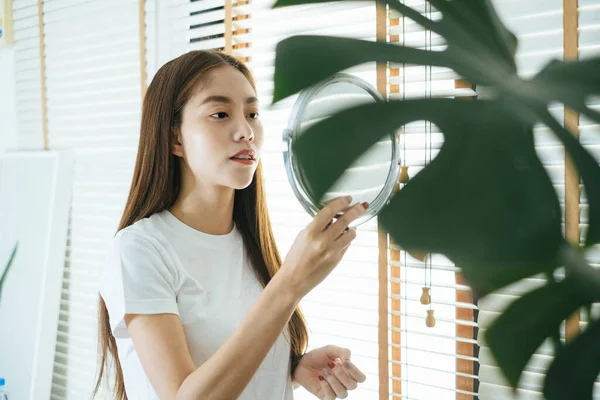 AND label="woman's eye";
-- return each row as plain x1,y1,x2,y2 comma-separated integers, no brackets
248,112,259,119
211,112,228,119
